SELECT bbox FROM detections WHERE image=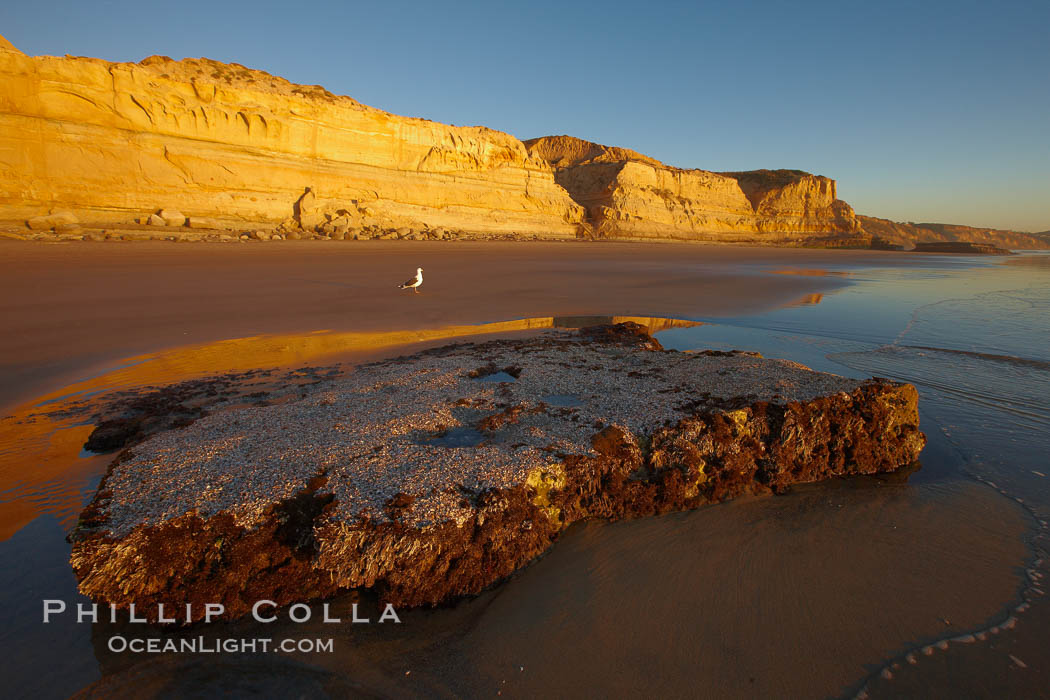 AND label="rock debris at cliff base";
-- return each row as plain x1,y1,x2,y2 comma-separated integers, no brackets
71,323,926,620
